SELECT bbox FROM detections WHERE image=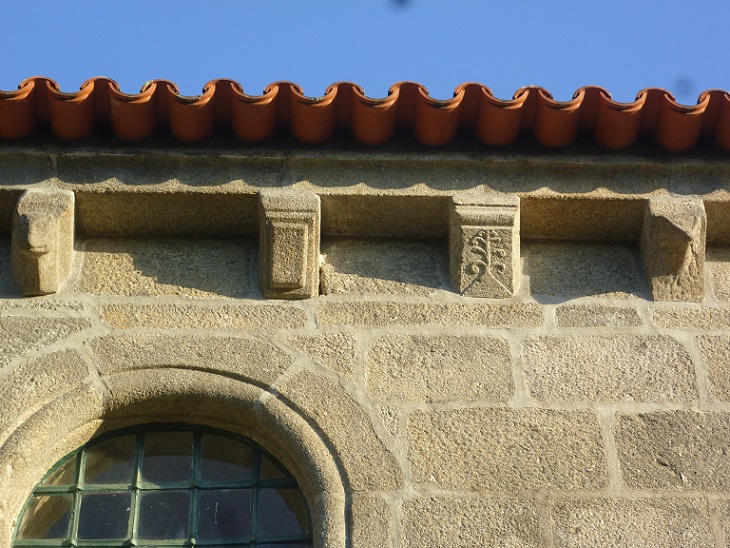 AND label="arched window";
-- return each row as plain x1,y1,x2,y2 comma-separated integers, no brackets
13,425,313,547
